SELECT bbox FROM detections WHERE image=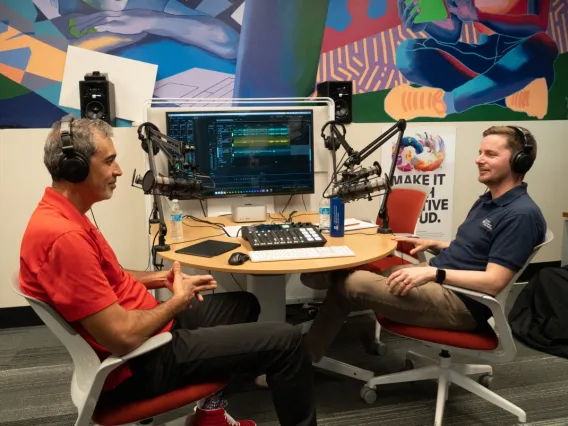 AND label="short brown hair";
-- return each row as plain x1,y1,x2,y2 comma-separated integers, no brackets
482,125,537,164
